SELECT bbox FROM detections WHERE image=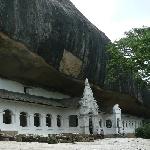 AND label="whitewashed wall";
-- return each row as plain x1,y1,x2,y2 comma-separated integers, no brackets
0,78,144,136
0,78,24,93
0,99,144,136
0,99,81,136
97,113,143,135
121,115,143,134
0,78,70,99
98,113,115,135
28,87,70,99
